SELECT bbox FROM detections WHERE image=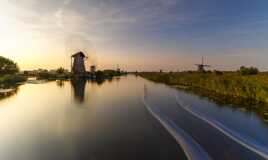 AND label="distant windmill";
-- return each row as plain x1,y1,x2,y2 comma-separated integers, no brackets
195,57,210,72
